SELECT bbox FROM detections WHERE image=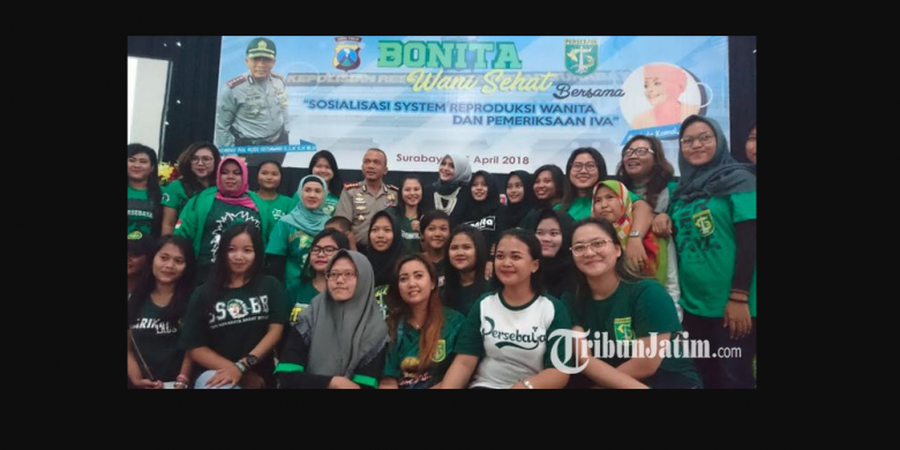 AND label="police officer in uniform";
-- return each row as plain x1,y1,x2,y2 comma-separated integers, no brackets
215,37,289,166
335,148,398,252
